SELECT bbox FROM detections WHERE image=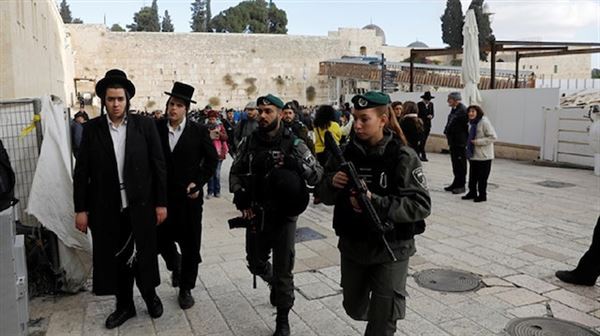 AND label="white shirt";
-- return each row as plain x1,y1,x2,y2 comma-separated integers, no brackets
168,118,186,152
107,115,128,209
